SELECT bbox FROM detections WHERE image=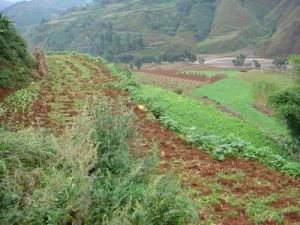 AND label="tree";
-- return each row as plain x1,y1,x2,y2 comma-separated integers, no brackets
272,57,287,69
233,54,246,67
198,57,205,65
271,55,300,141
289,55,300,75
253,60,261,69
134,59,143,70
271,88,300,141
